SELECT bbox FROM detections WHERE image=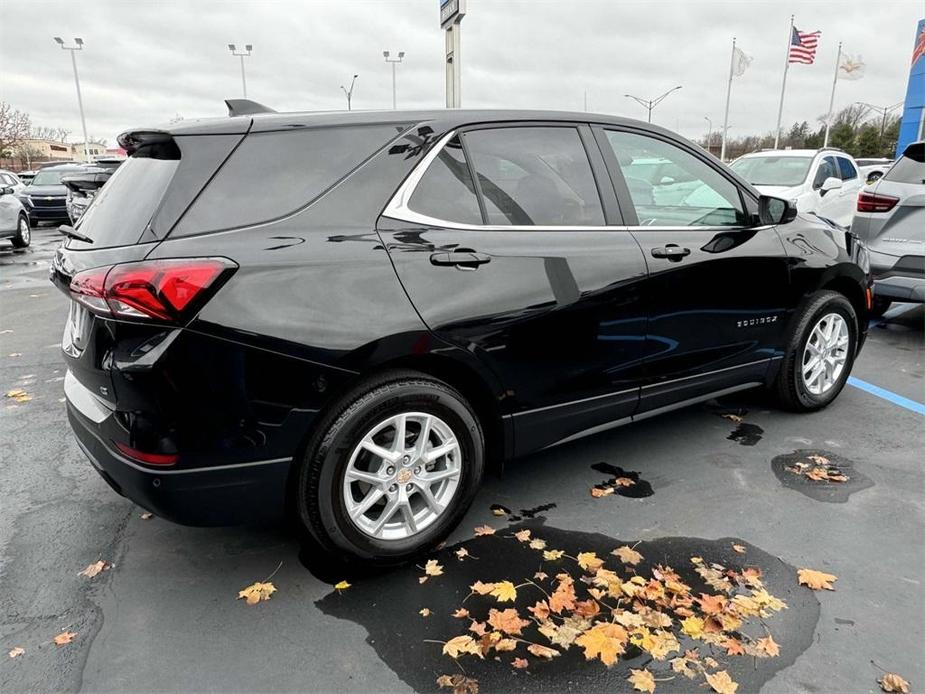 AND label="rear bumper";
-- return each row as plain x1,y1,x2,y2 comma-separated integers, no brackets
870,251,925,303
66,372,291,526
